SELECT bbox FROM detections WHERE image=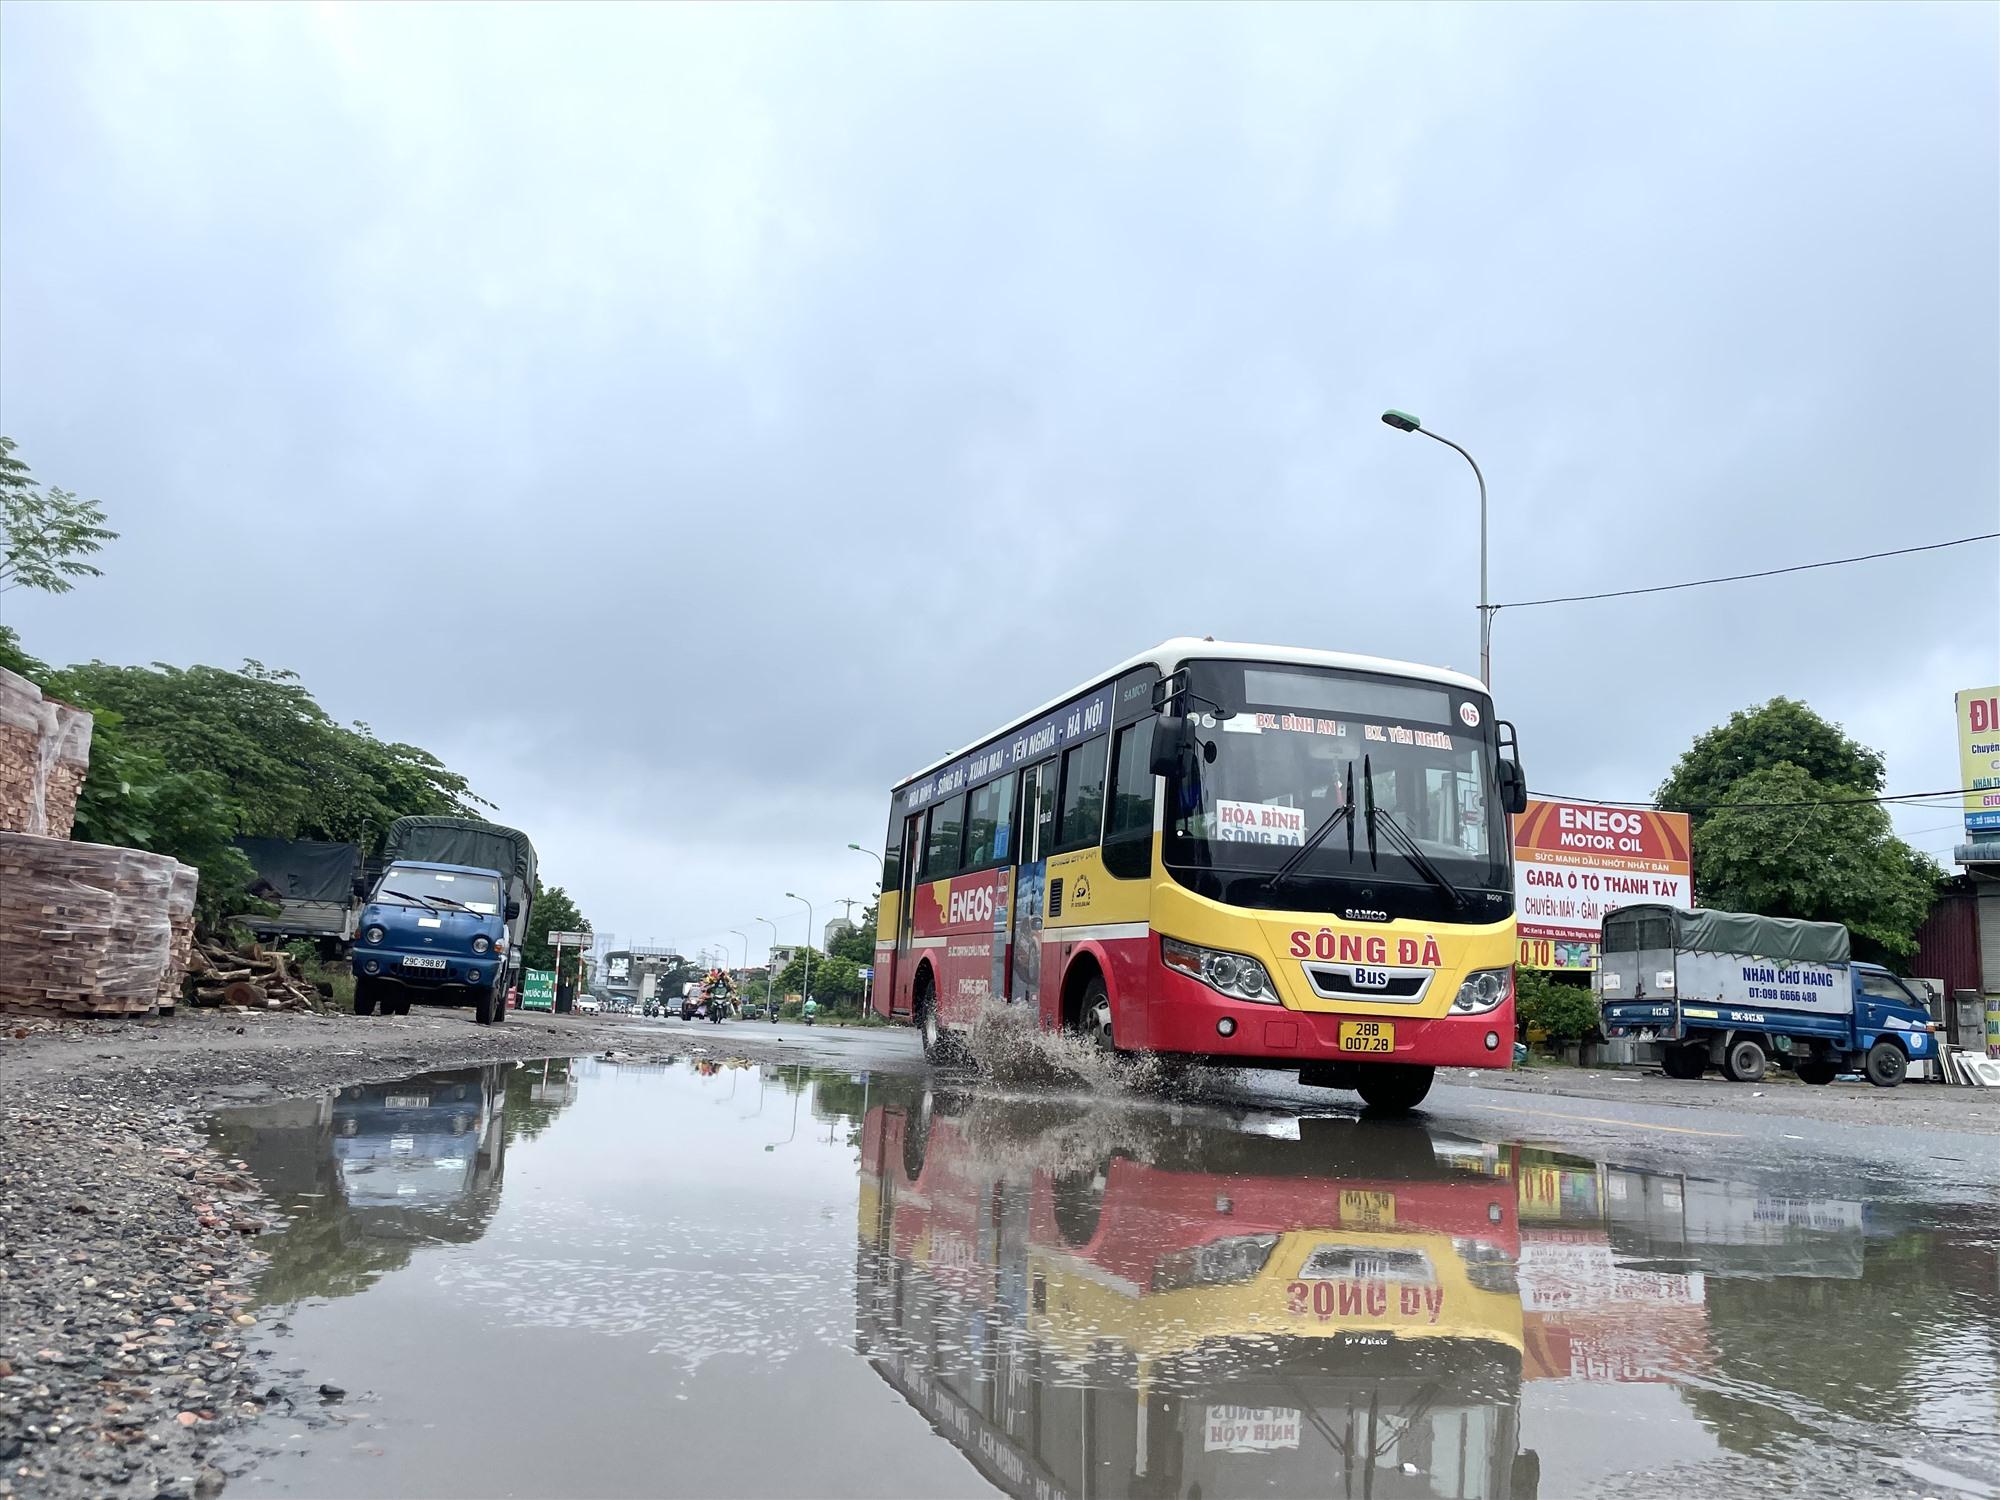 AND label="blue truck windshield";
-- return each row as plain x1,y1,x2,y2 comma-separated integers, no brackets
377,868,501,914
